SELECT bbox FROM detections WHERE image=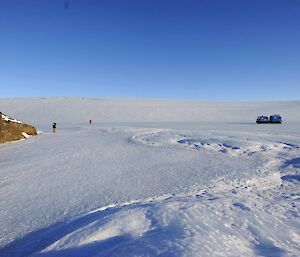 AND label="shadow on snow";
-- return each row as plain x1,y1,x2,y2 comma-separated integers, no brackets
0,202,184,257
281,157,300,169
